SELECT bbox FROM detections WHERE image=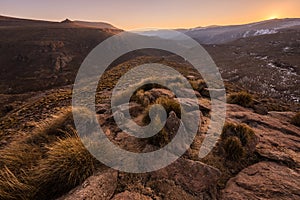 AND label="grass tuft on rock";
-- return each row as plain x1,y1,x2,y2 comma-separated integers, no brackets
227,91,253,108
155,96,181,118
223,136,245,161
291,112,300,127
189,79,207,93
221,123,255,146
220,122,256,161
31,135,98,199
